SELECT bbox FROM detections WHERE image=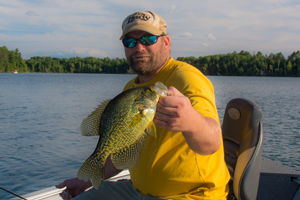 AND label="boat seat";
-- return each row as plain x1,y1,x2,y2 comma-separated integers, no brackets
222,98,263,200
